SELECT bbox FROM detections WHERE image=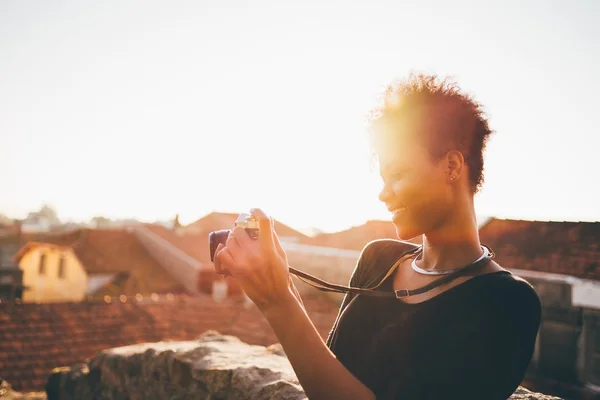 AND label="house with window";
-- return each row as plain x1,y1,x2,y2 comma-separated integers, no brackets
1,222,77,300
13,228,185,303
14,242,84,302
